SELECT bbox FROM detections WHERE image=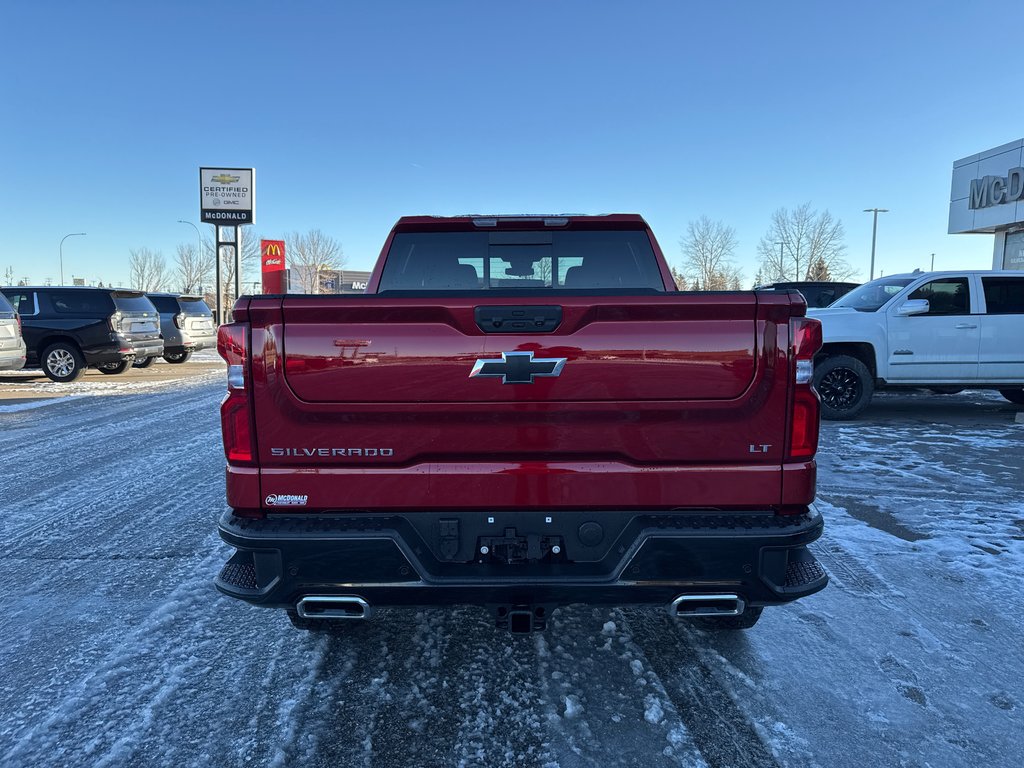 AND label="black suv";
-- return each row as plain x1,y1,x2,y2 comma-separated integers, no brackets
755,281,859,309
0,286,164,382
